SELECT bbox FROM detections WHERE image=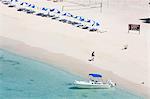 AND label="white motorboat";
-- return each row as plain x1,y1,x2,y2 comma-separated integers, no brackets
74,73,116,89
